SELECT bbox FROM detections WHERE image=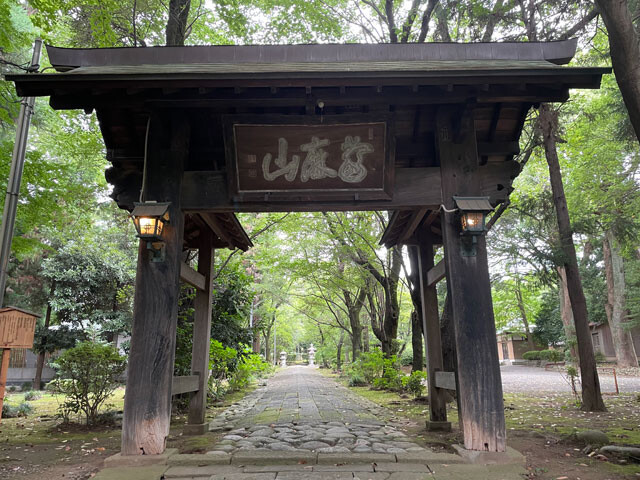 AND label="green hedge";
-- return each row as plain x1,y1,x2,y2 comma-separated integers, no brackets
523,349,563,362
